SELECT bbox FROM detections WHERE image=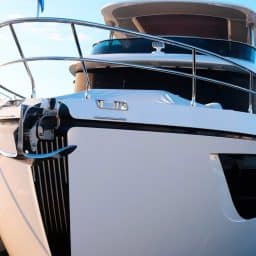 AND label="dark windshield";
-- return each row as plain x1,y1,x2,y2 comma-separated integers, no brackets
85,67,254,113
92,37,256,63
